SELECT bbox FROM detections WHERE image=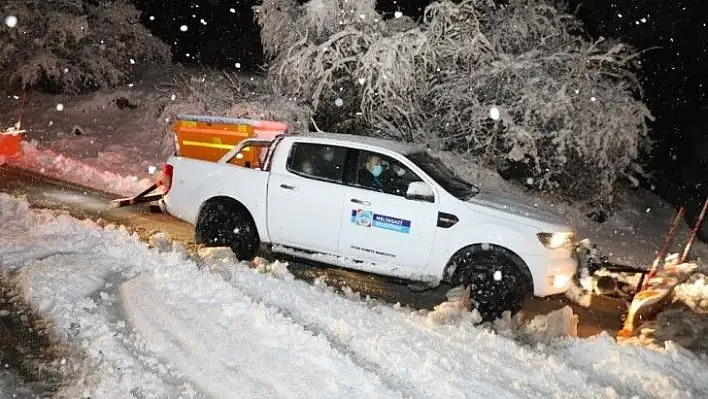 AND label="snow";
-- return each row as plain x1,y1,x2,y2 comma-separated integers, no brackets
2,193,708,398
674,273,708,313
489,106,500,120
7,140,153,195
4,15,17,28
